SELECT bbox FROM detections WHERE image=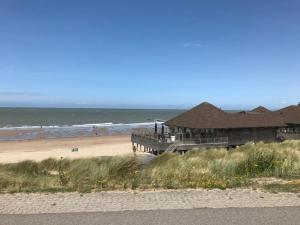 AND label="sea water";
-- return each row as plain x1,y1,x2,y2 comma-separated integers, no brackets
0,108,184,141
